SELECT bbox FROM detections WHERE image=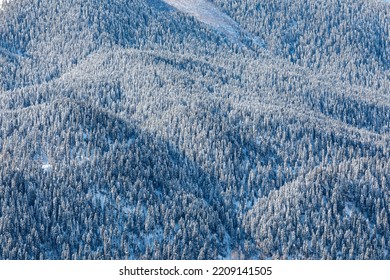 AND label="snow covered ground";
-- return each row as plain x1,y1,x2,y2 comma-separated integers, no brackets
162,0,241,41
